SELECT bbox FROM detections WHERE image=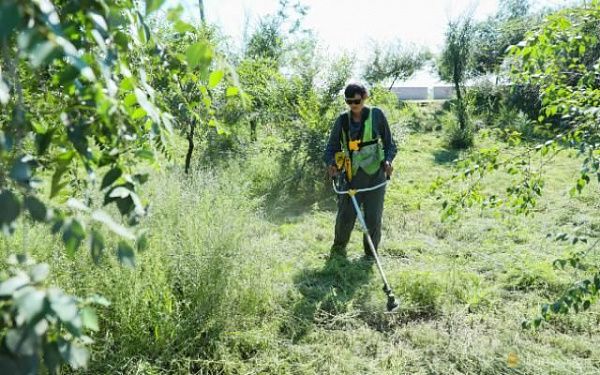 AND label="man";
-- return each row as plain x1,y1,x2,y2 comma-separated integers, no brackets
324,83,397,258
